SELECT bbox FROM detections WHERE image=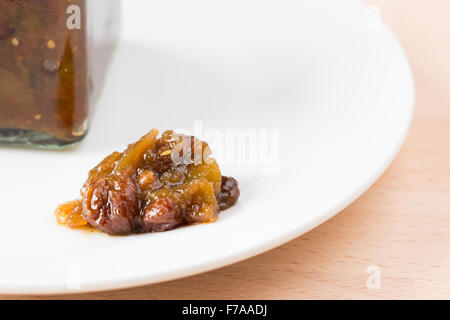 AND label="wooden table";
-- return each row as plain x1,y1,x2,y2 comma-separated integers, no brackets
3,0,449,300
